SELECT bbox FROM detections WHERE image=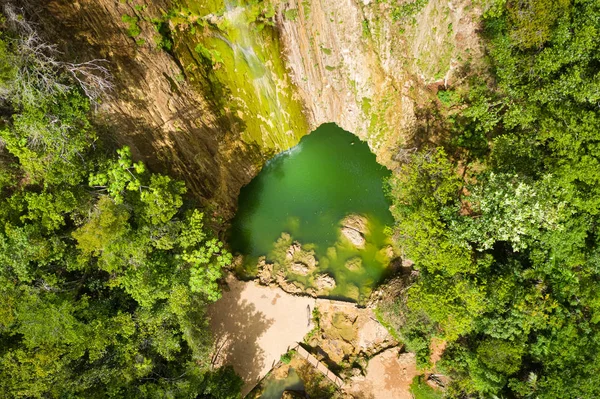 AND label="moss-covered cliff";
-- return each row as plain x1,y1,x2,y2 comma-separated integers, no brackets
32,0,481,216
